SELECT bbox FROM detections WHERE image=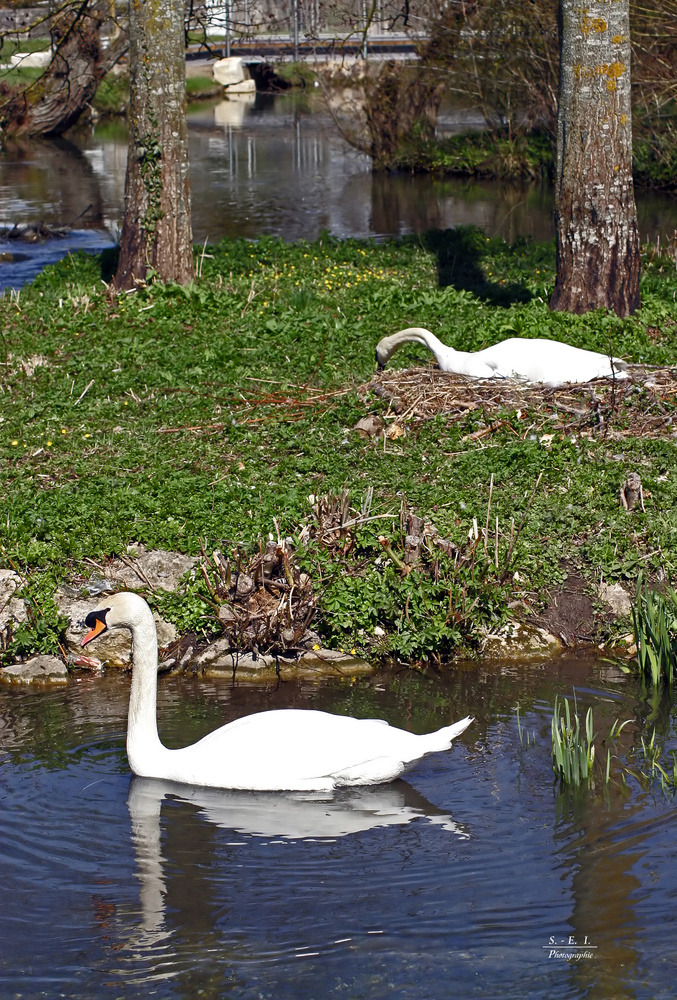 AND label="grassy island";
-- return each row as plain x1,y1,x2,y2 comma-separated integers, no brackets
1,229,677,664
